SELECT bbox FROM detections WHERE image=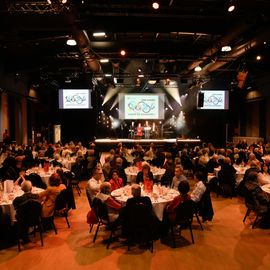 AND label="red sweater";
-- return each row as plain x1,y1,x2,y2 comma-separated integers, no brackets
166,194,191,221
109,177,124,191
